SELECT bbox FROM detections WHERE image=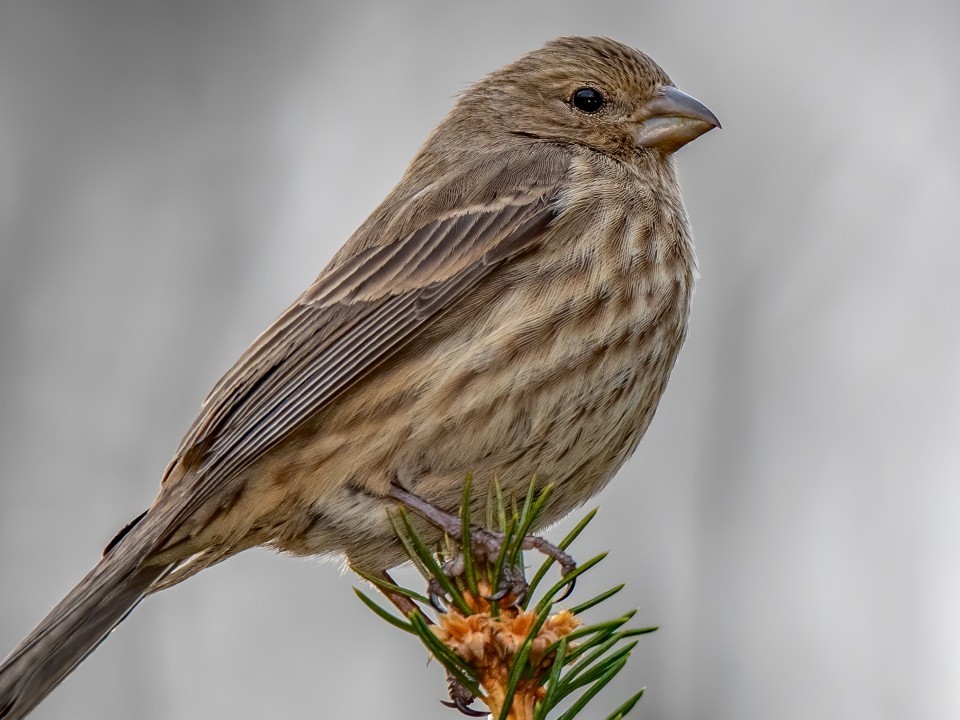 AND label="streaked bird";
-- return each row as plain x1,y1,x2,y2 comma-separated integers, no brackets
0,35,718,719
